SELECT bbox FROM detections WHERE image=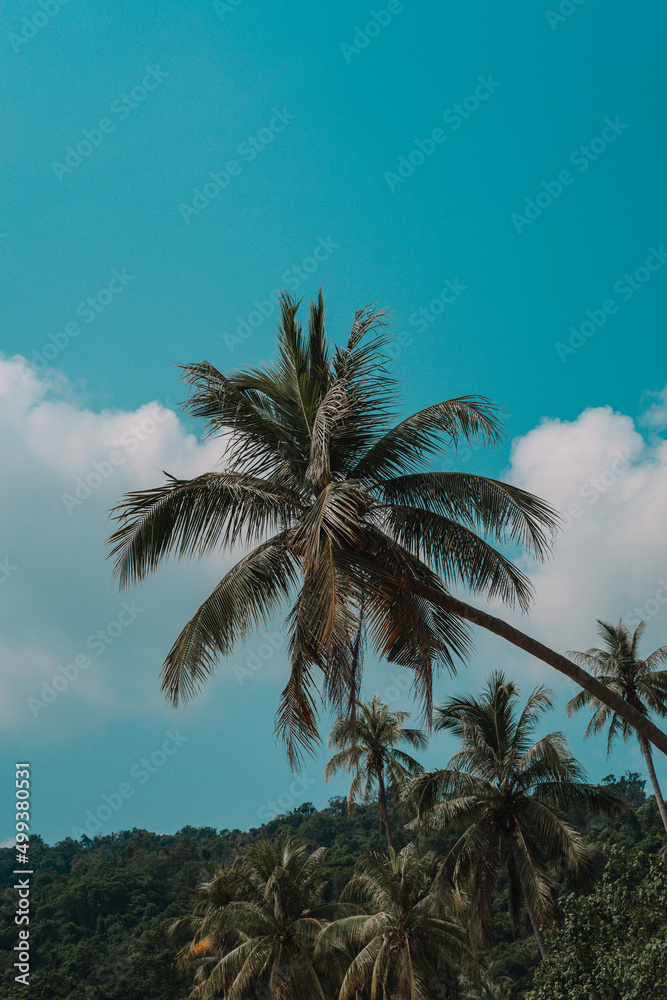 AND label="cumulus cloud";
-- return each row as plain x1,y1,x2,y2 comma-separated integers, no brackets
0,357,238,737
640,385,667,432
502,399,667,684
